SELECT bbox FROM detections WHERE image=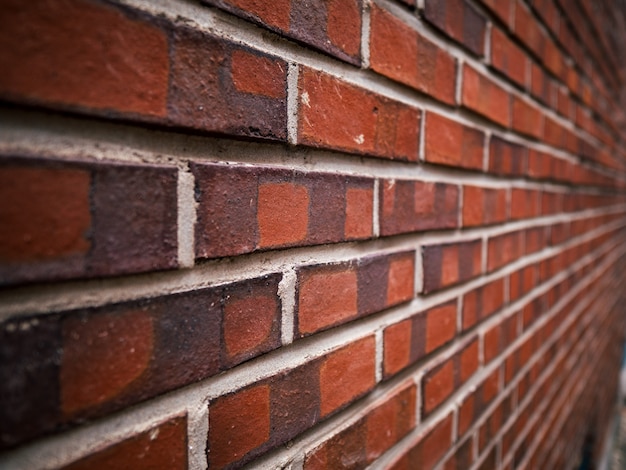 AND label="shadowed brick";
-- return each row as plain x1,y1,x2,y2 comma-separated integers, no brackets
423,0,487,56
